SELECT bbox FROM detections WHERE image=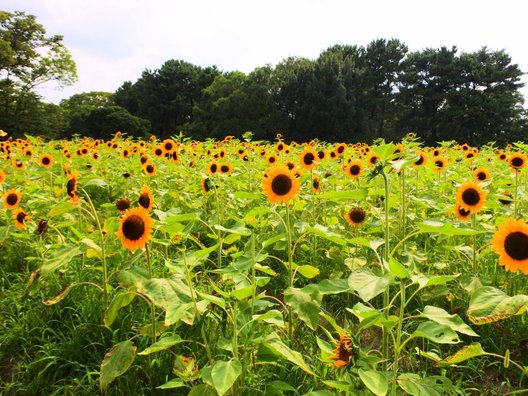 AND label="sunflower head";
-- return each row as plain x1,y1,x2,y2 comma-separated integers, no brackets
508,153,527,170
299,148,318,170
39,154,54,168
116,198,131,213
433,157,447,172
453,205,471,222
455,181,487,213
138,186,154,211
0,169,5,184
262,165,300,204
13,208,30,229
492,218,528,274
143,163,156,176
345,161,363,180
328,334,354,368
345,208,366,227
3,188,22,209
473,167,490,182
117,207,154,252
